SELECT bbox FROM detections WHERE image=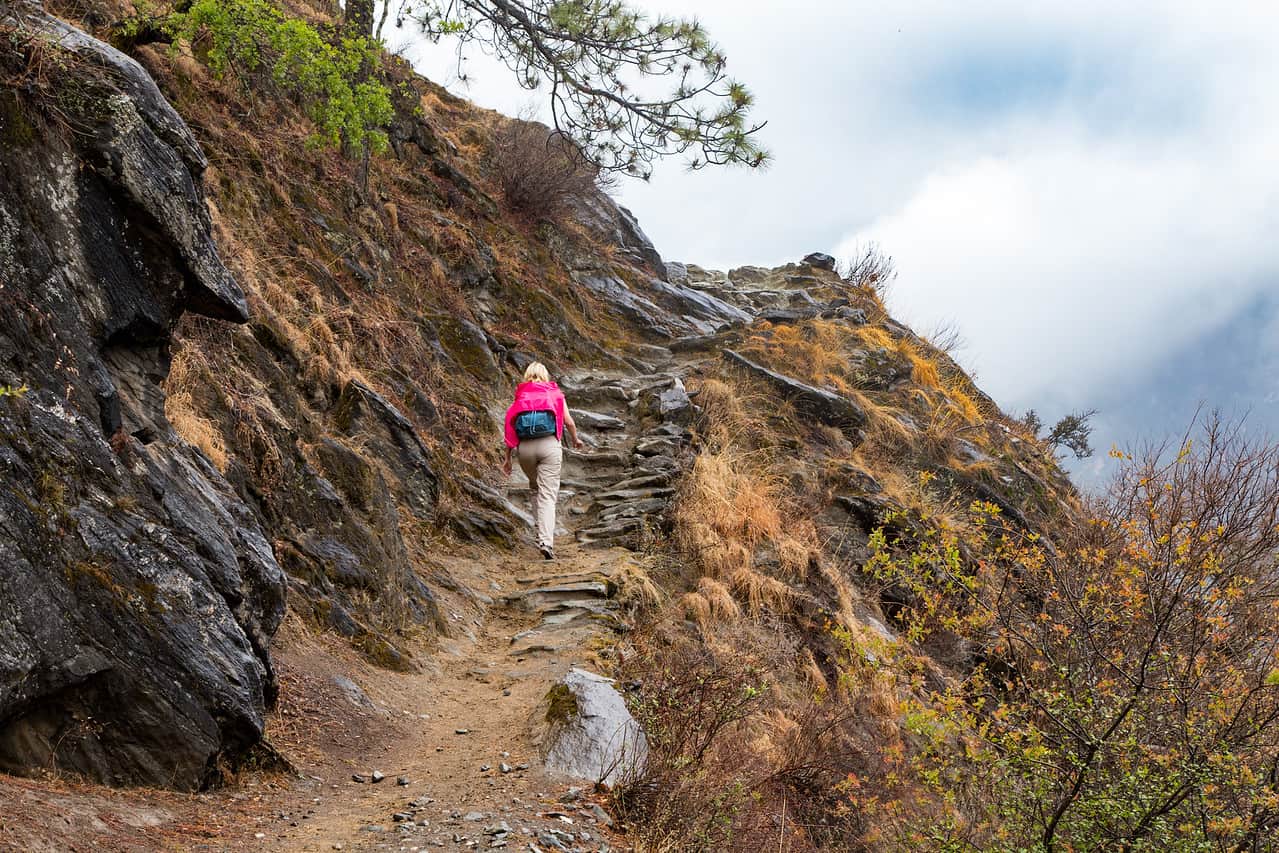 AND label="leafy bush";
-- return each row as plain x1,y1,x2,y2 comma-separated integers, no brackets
862,416,1279,851
173,0,393,152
